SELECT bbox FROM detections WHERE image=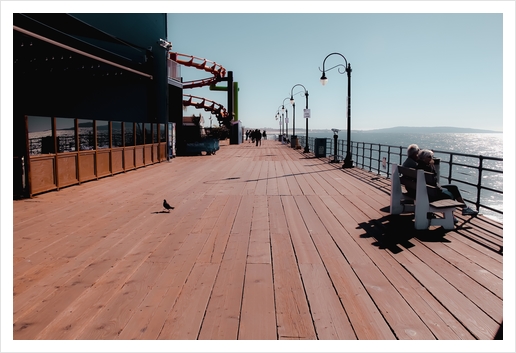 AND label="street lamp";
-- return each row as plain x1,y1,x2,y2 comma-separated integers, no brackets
281,97,289,143
275,111,281,140
290,84,309,153
320,52,353,168
277,105,285,141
